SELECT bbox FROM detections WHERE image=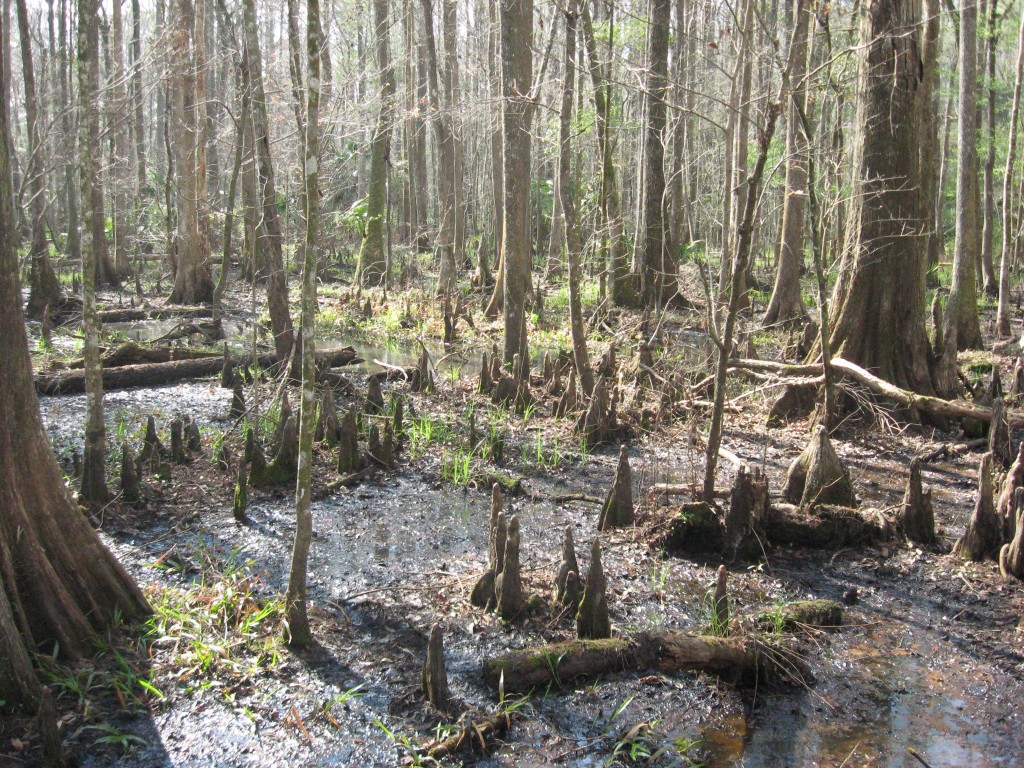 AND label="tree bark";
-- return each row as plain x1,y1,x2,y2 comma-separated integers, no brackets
764,0,810,327
500,0,533,367
355,0,396,286
0,27,150,705
17,0,63,318
996,8,1024,337
827,0,934,395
